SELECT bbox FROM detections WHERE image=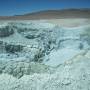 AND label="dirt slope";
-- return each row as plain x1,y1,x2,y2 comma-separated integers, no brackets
0,9,90,20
